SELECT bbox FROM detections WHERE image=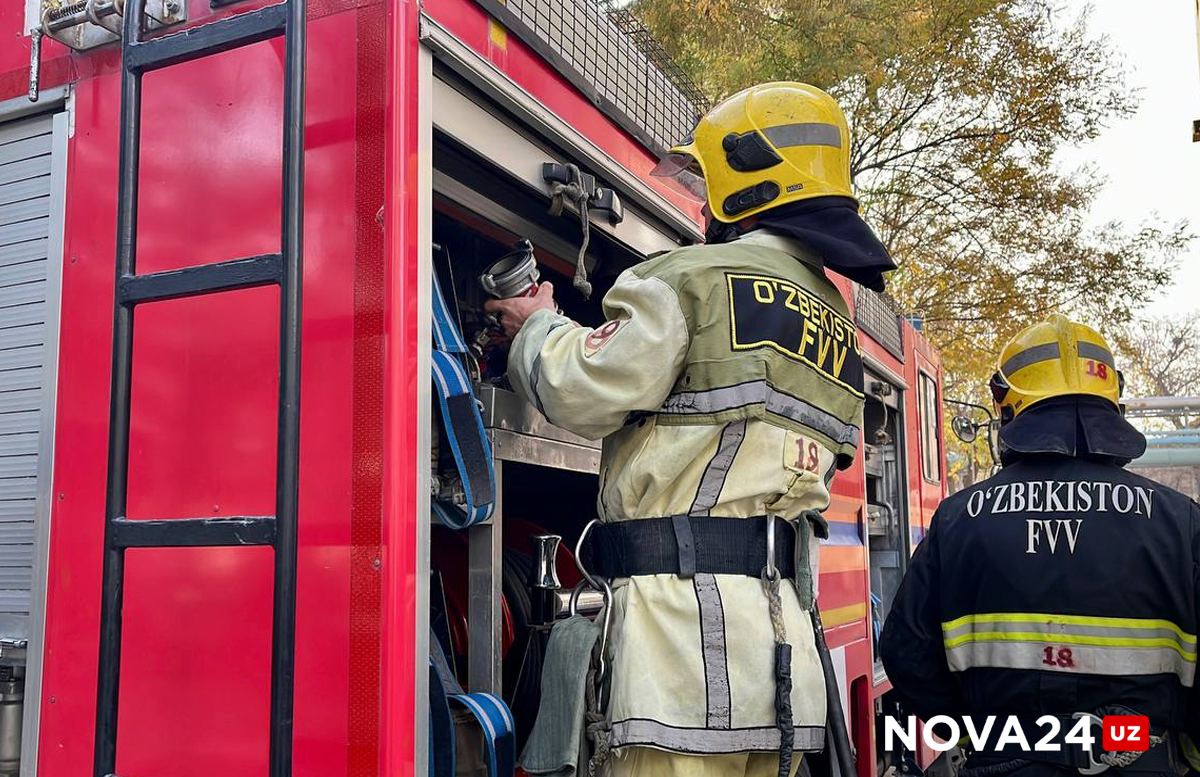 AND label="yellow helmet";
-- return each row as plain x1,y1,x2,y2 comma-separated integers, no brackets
989,314,1124,422
653,82,854,223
